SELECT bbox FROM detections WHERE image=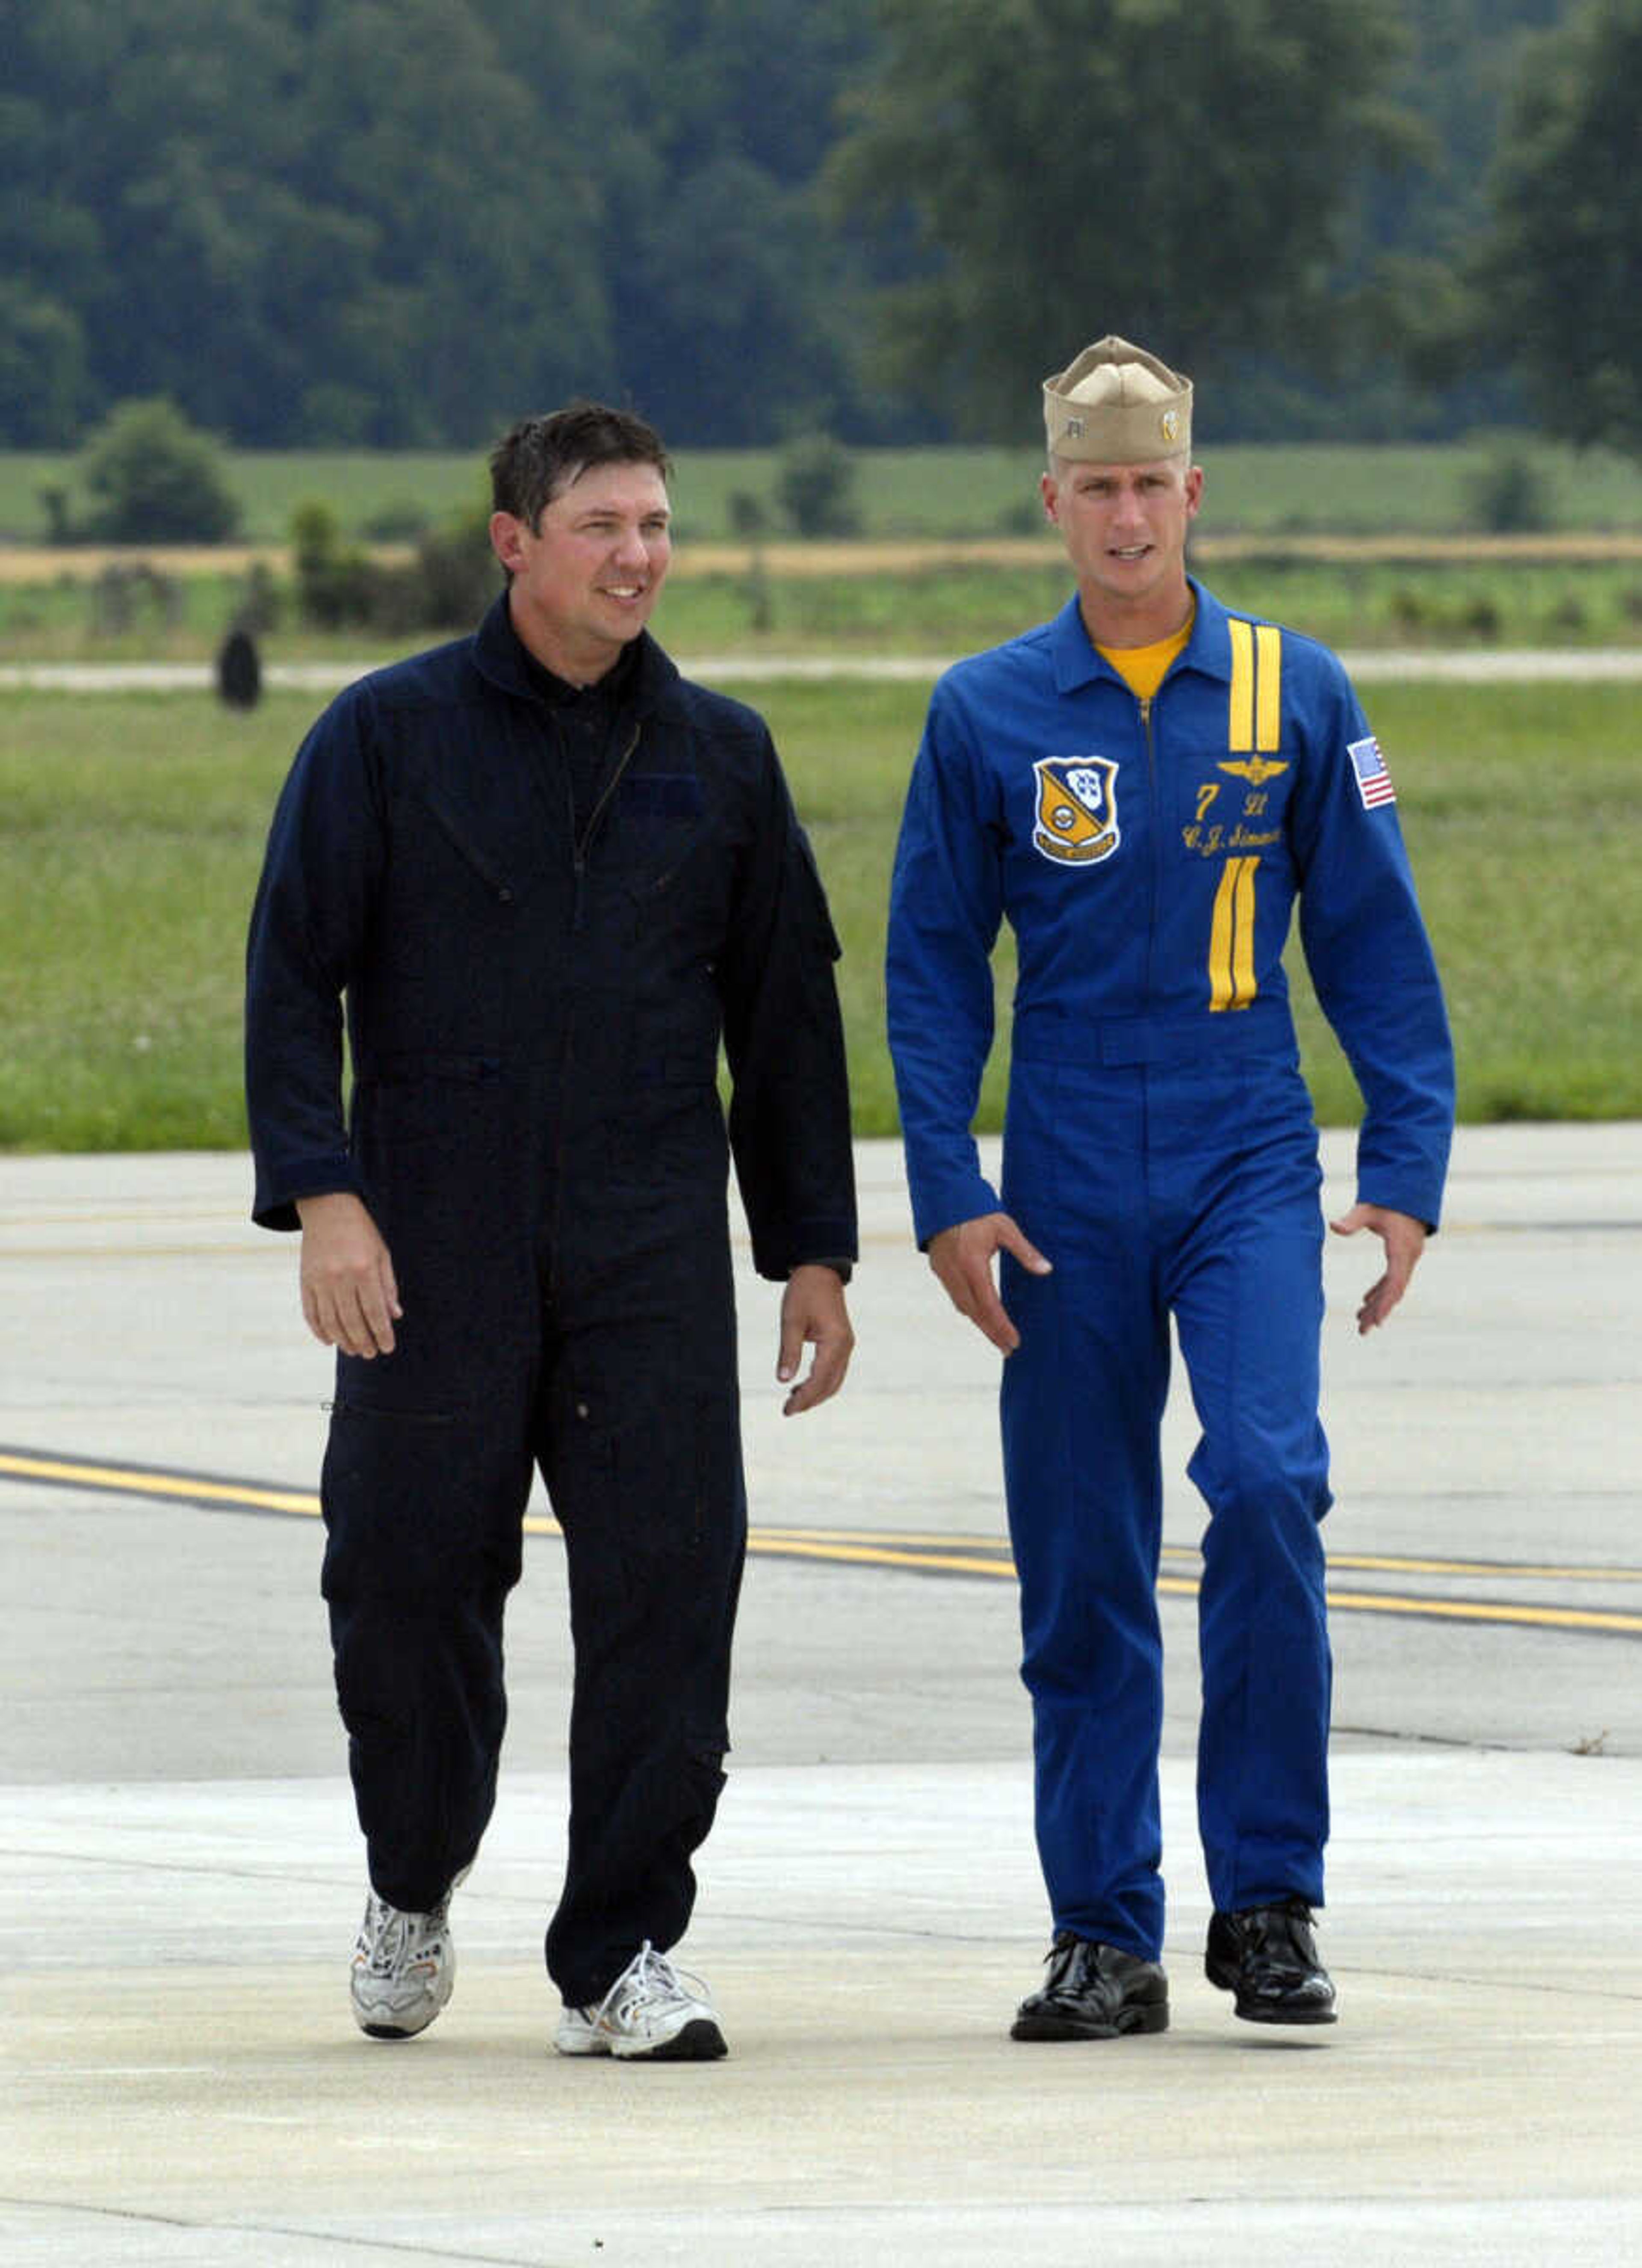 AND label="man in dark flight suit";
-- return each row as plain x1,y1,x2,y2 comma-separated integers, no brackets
246,402,856,2061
